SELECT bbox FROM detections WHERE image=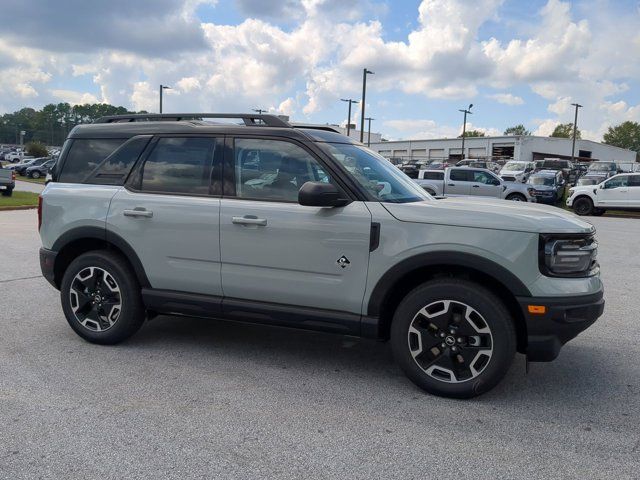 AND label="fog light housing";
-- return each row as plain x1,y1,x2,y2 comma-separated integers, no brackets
539,234,599,277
